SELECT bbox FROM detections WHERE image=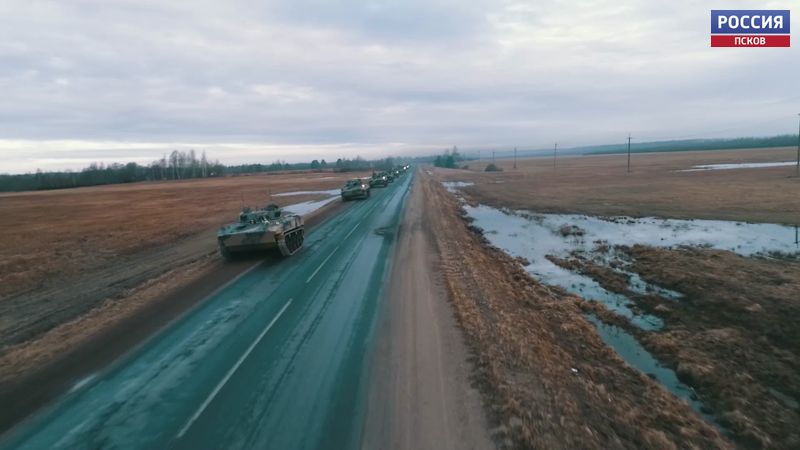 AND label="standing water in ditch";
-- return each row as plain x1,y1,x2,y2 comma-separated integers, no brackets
447,182,800,420
583,315,712,420
463,203,799,329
